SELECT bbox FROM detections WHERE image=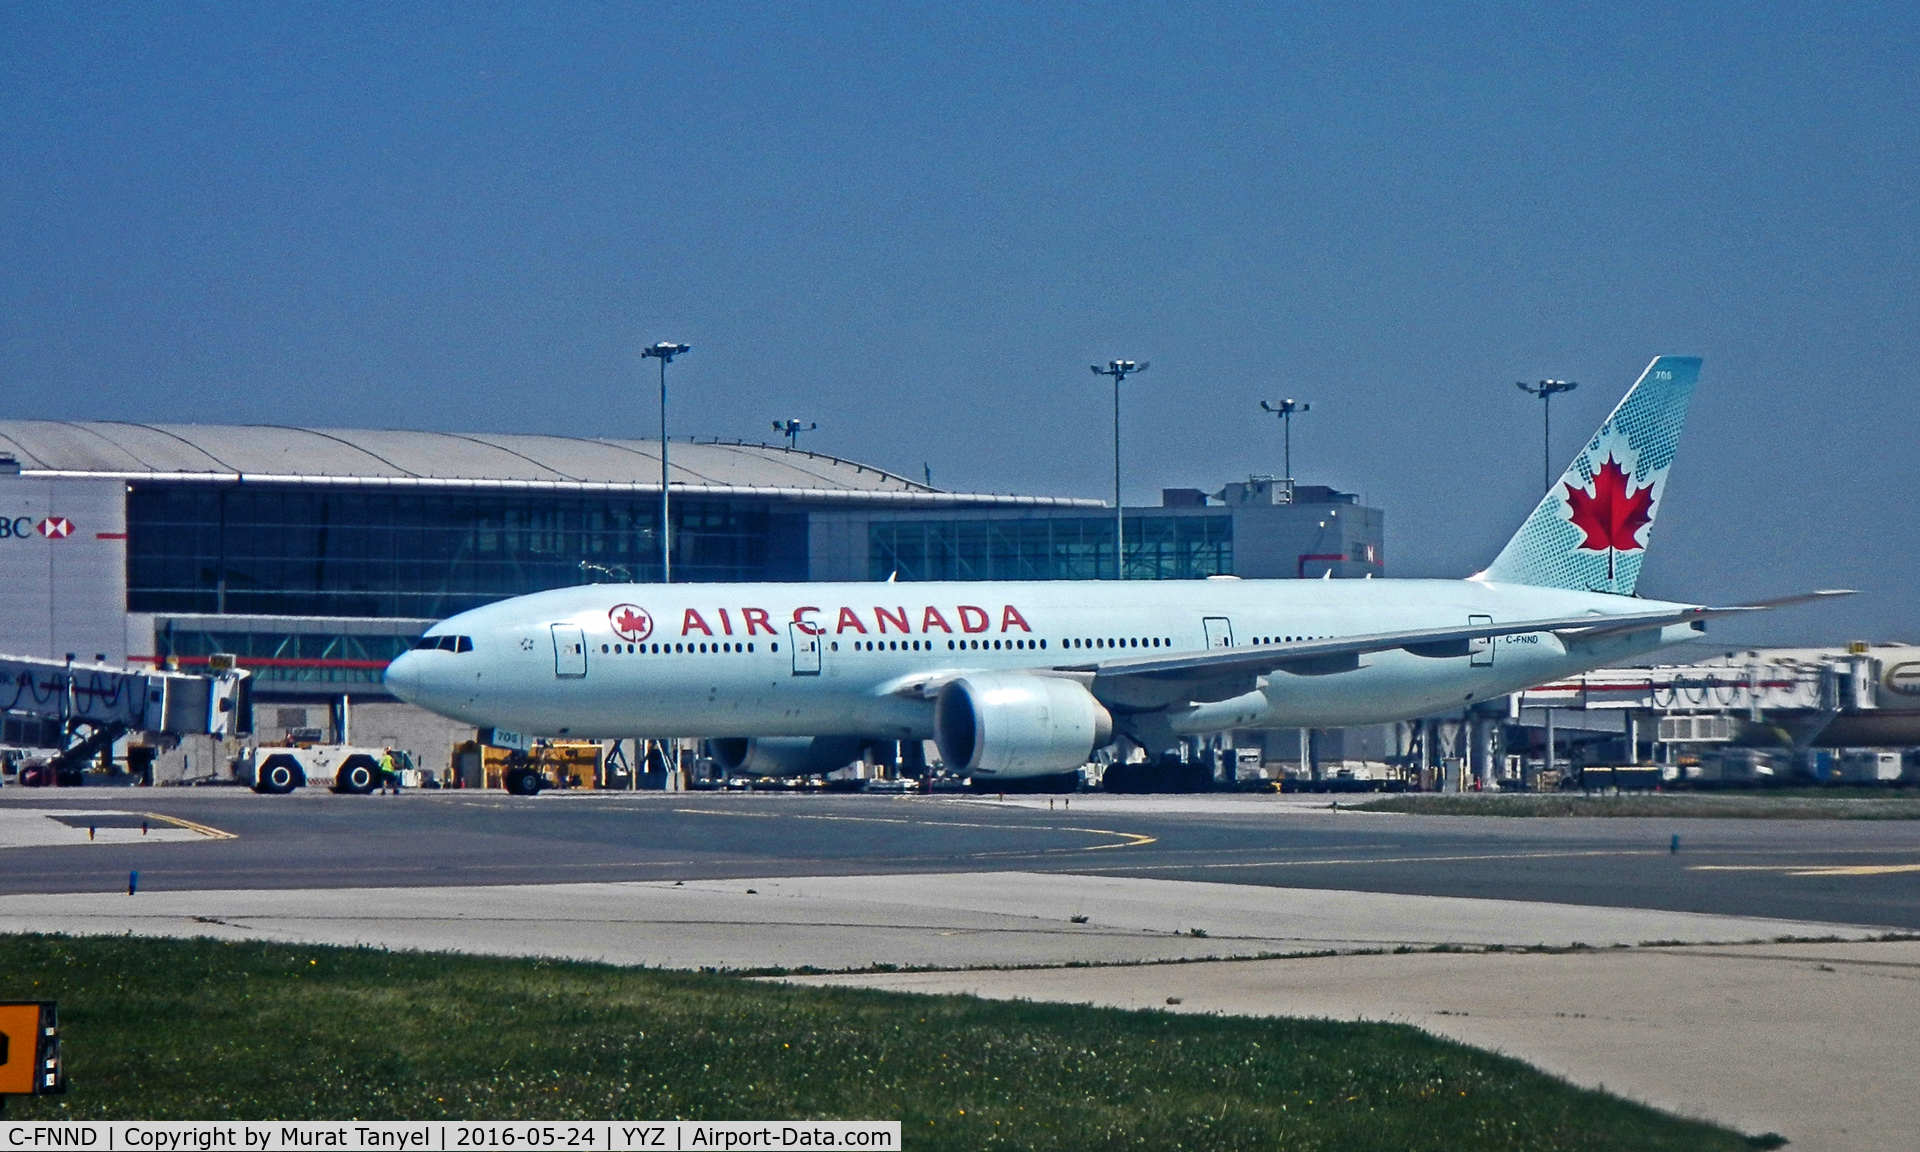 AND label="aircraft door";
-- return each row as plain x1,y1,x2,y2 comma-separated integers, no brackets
551,624,588,678
1203,617,1235,649
789,622,822,676
1468,614,1494,667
